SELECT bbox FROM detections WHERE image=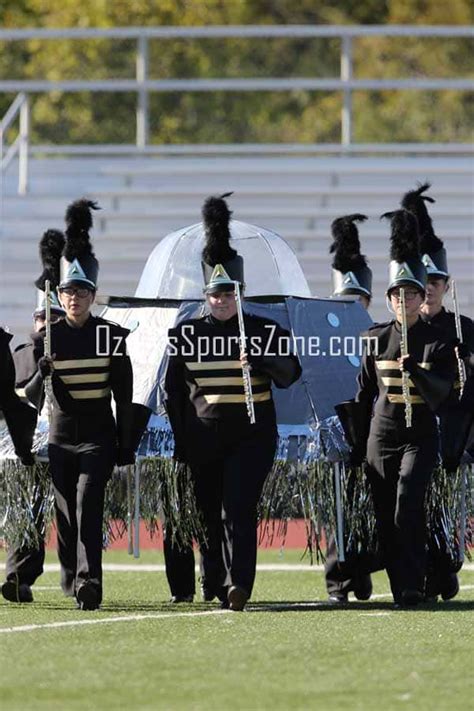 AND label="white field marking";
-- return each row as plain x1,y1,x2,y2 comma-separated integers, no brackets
3,562,473,574
0,608,230,634
359,612,393,617
1,586,473,635
32,586,61,591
